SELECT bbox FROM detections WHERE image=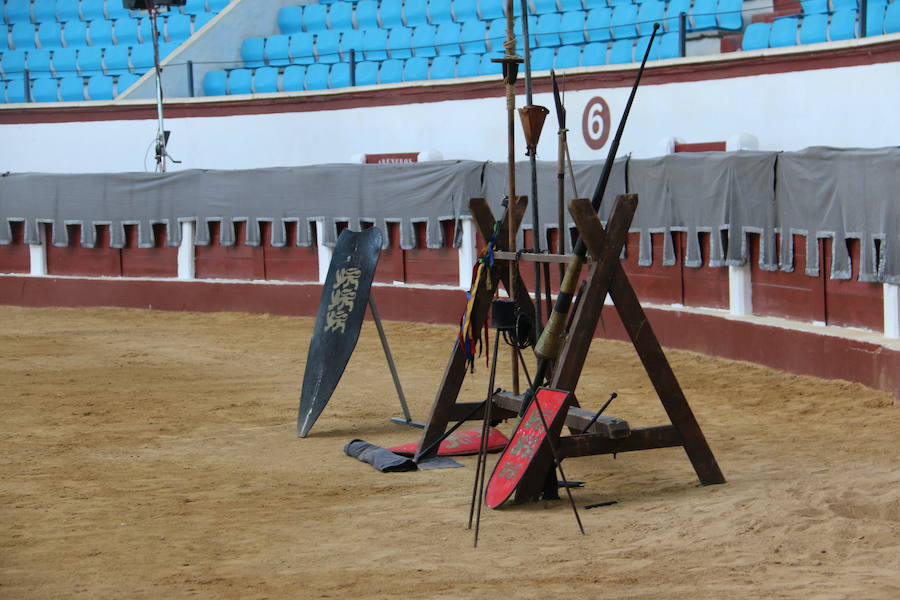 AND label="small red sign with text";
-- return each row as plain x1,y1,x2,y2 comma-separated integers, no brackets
365,153,419,164
485,388,571,509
